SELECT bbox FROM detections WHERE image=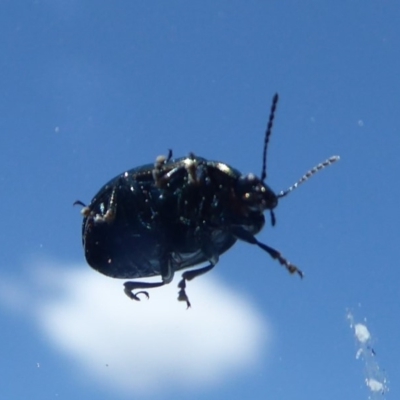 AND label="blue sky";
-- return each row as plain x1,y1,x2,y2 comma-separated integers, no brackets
0,1,398,399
